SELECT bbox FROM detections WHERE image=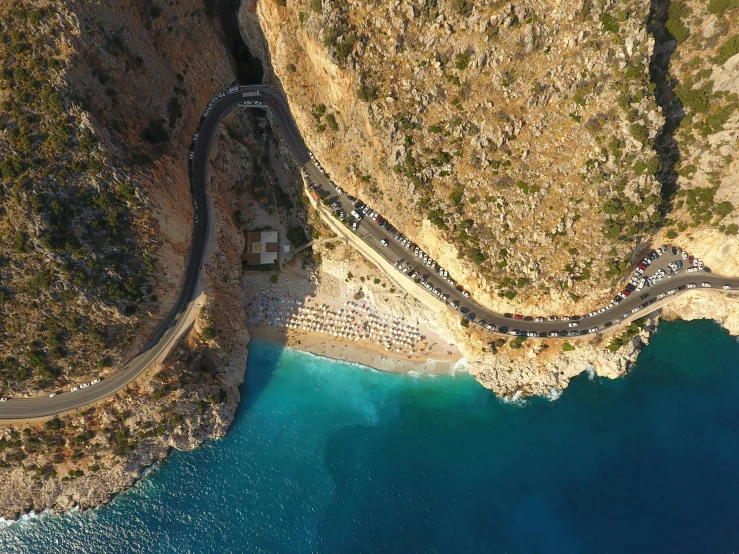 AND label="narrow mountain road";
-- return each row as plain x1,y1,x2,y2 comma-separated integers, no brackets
0,84,736,420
